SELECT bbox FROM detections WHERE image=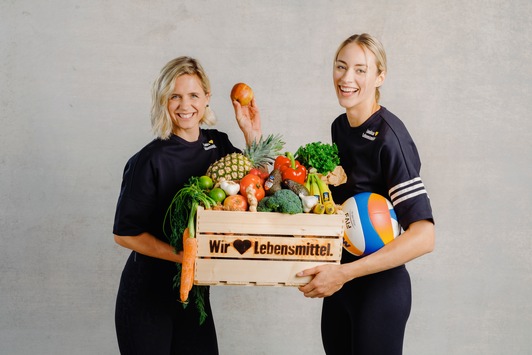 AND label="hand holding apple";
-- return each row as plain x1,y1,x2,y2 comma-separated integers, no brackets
231,82,262,146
